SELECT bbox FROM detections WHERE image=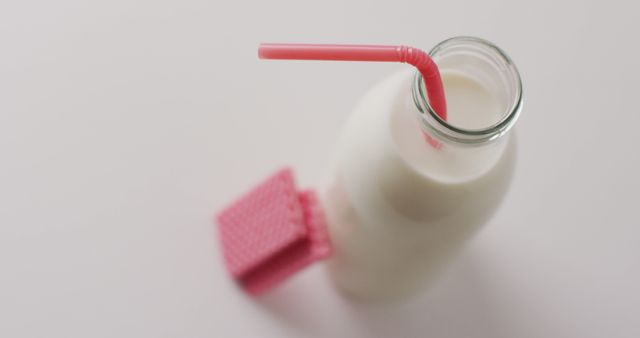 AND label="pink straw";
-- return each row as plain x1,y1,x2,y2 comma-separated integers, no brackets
258,43,447,120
